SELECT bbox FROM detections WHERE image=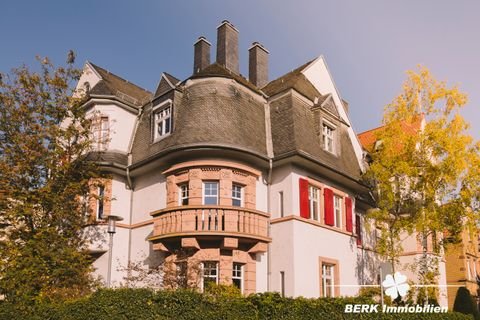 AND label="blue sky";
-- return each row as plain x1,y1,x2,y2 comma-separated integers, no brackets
1,1,479,139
